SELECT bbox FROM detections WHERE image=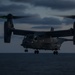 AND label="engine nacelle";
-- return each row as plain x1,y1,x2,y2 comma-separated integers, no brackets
4,21,12,43
73,22,75,45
